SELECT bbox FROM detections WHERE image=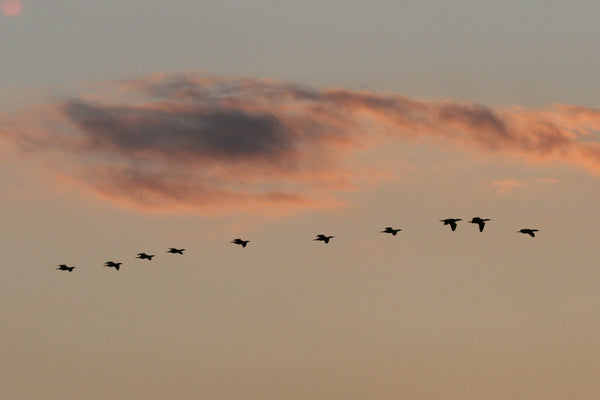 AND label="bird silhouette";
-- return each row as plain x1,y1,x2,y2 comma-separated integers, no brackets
56,264,75,272
136,252,154,260
469,217,490,232
104,261,122,271
440,218,462,231
231,238,250,248
167,248,185,255
314,234,334,244
518,228,539,237
381,227,402,236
